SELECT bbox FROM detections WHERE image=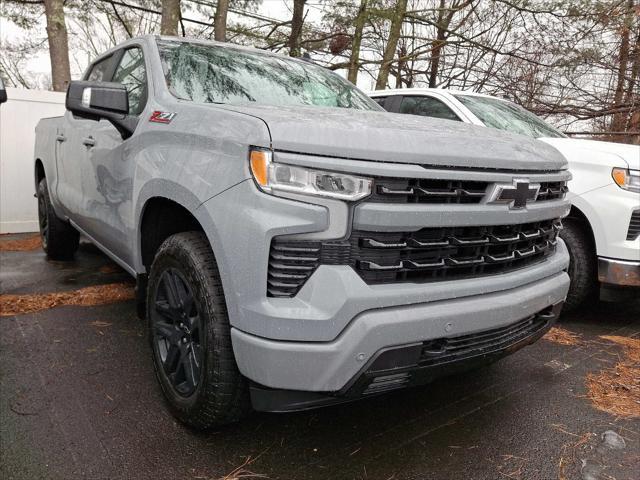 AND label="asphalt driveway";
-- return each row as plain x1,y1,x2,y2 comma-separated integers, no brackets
1,234,638,480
